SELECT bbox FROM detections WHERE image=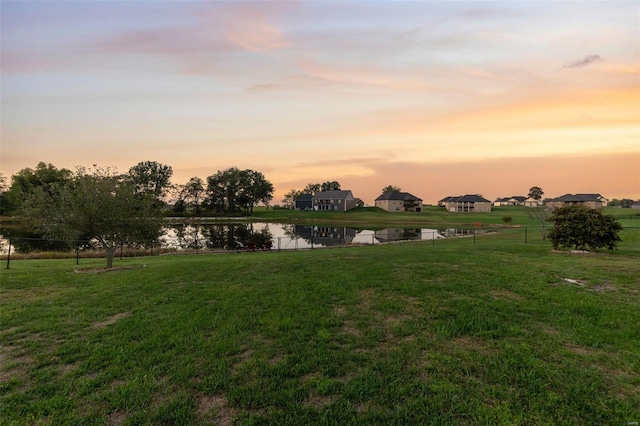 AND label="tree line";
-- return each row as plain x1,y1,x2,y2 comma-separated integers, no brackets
0,161,274,217
0,161,275,268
